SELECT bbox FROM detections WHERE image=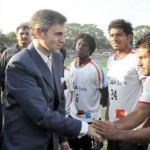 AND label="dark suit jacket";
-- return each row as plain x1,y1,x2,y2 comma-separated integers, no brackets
1,43,81,150
1,44,21,91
